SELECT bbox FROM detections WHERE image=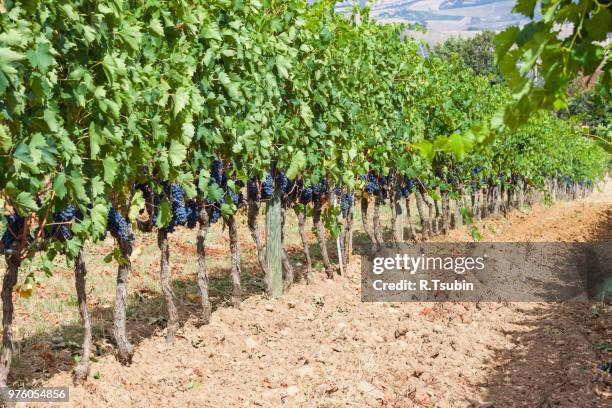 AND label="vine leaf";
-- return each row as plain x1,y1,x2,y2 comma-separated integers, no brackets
286,151,306,180
169,140,187,166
